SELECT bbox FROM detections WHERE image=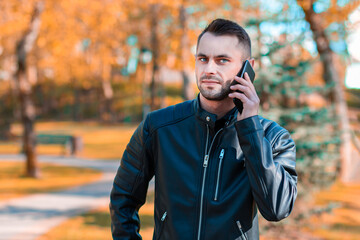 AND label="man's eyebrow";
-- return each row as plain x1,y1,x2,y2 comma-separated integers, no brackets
196,53,207,57
215,54,232,58
196,53,232,58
